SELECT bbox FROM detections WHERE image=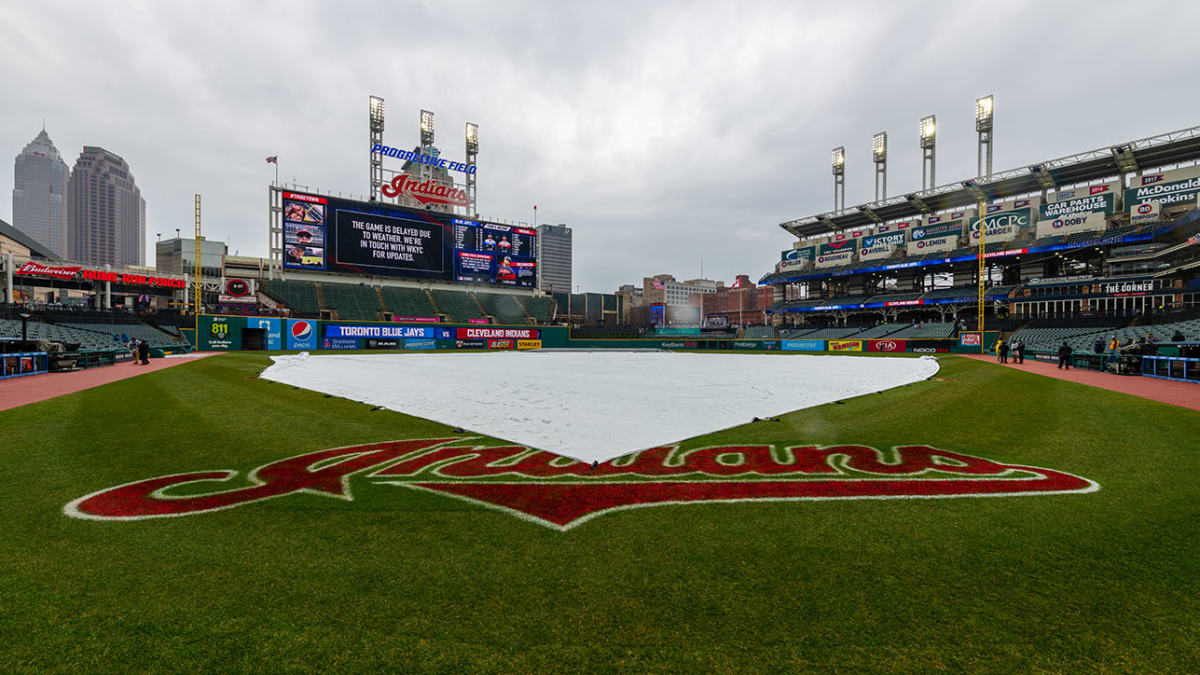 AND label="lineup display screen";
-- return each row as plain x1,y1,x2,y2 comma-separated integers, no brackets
282,191,536,287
